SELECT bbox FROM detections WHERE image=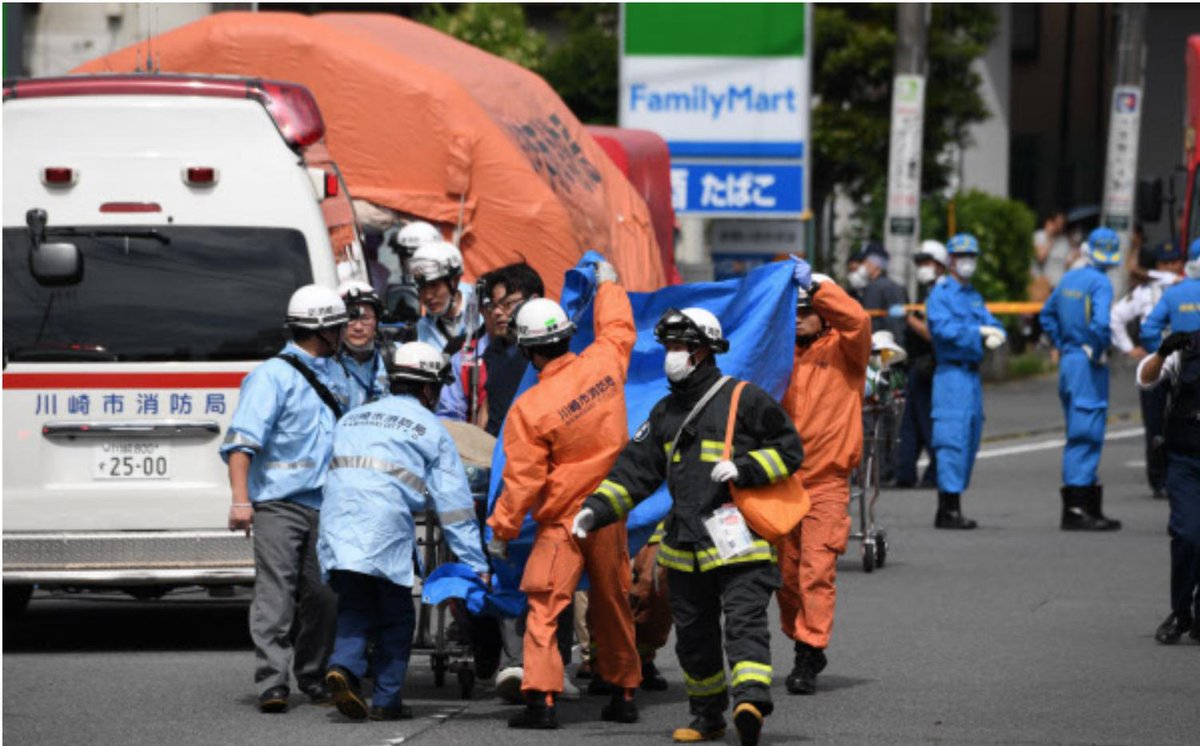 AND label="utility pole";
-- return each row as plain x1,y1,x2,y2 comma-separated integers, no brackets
884,3,929,294
1101,3,1146,300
